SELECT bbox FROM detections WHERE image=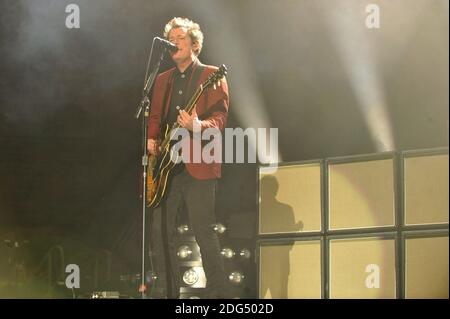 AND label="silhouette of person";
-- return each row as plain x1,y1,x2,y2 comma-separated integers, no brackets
259,175,303,298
